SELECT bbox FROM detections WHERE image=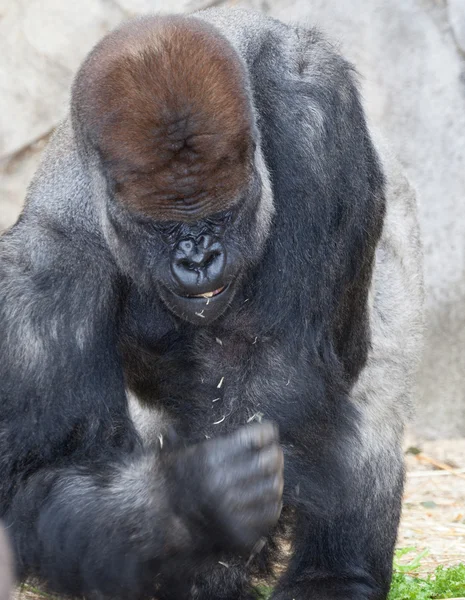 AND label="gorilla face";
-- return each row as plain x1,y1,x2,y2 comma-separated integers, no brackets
157,222,239,324
156,208,244,324
104,171,271,325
